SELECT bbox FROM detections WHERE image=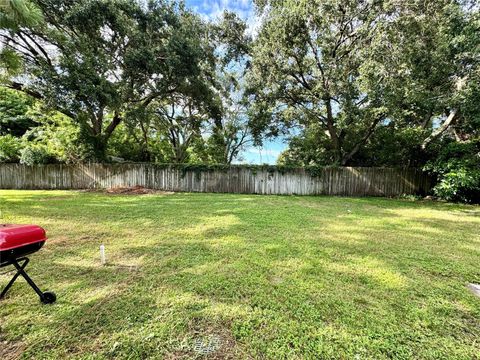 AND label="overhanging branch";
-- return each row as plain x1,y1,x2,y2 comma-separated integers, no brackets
421,108,457,150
